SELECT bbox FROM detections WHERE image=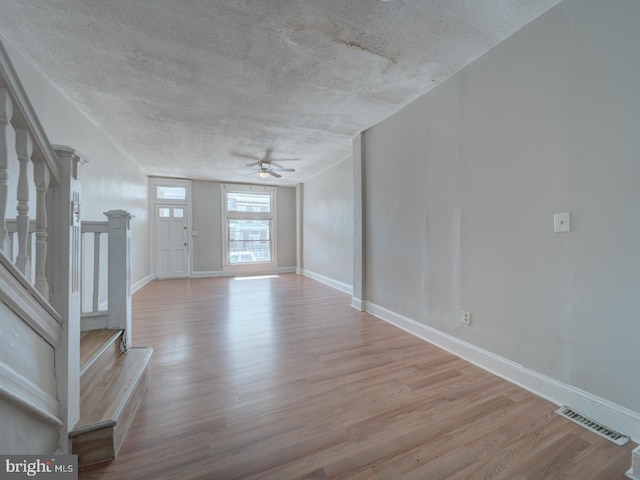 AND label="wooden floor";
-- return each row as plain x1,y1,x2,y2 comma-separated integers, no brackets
79,274,635,480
